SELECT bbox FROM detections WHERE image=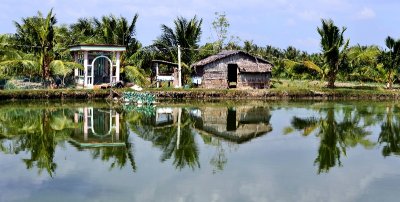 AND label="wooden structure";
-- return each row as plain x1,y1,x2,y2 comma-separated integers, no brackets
191,50,273,89
70,44,126,89
151,60,179,88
